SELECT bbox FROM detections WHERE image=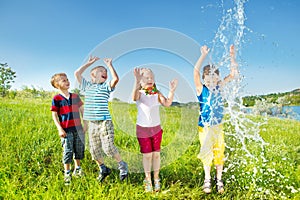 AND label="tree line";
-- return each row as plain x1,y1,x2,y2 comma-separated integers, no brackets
1,62,299,106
